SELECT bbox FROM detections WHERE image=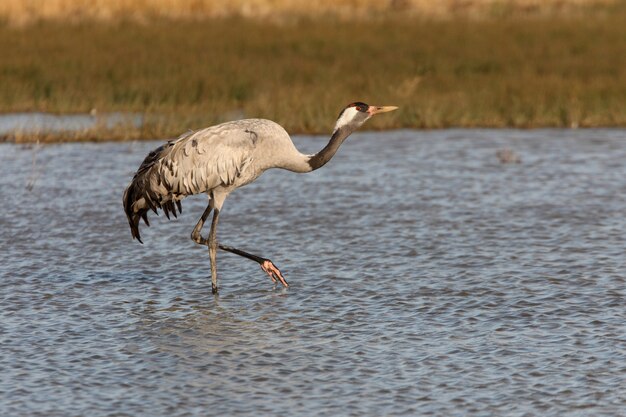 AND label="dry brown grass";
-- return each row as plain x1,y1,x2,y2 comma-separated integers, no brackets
2,3,626,142
0,0,618,25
